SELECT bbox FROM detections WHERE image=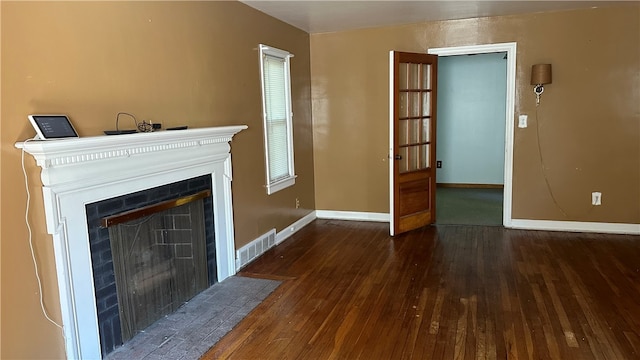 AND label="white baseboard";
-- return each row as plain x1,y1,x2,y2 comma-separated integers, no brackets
509,219,640,235
275,211,318,245
235,211,318,270
315,210,390,222
236,215,636,271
